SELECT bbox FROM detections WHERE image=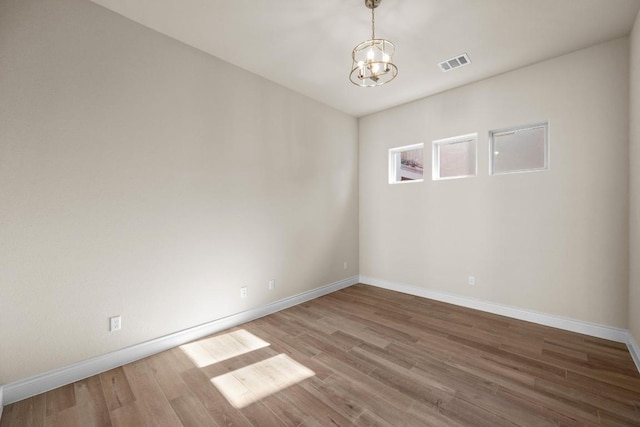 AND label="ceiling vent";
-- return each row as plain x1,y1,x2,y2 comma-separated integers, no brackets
438,53,471,72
